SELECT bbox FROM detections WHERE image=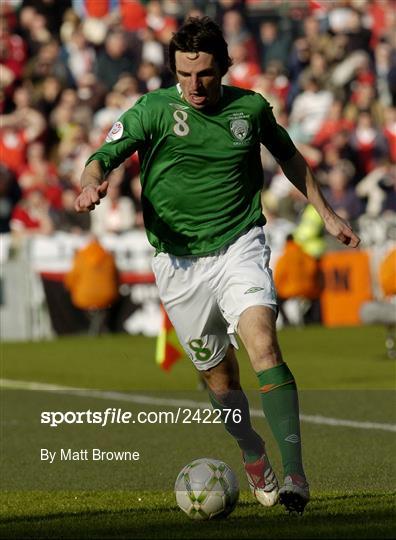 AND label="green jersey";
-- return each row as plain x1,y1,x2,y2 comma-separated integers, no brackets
86,84,296,256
